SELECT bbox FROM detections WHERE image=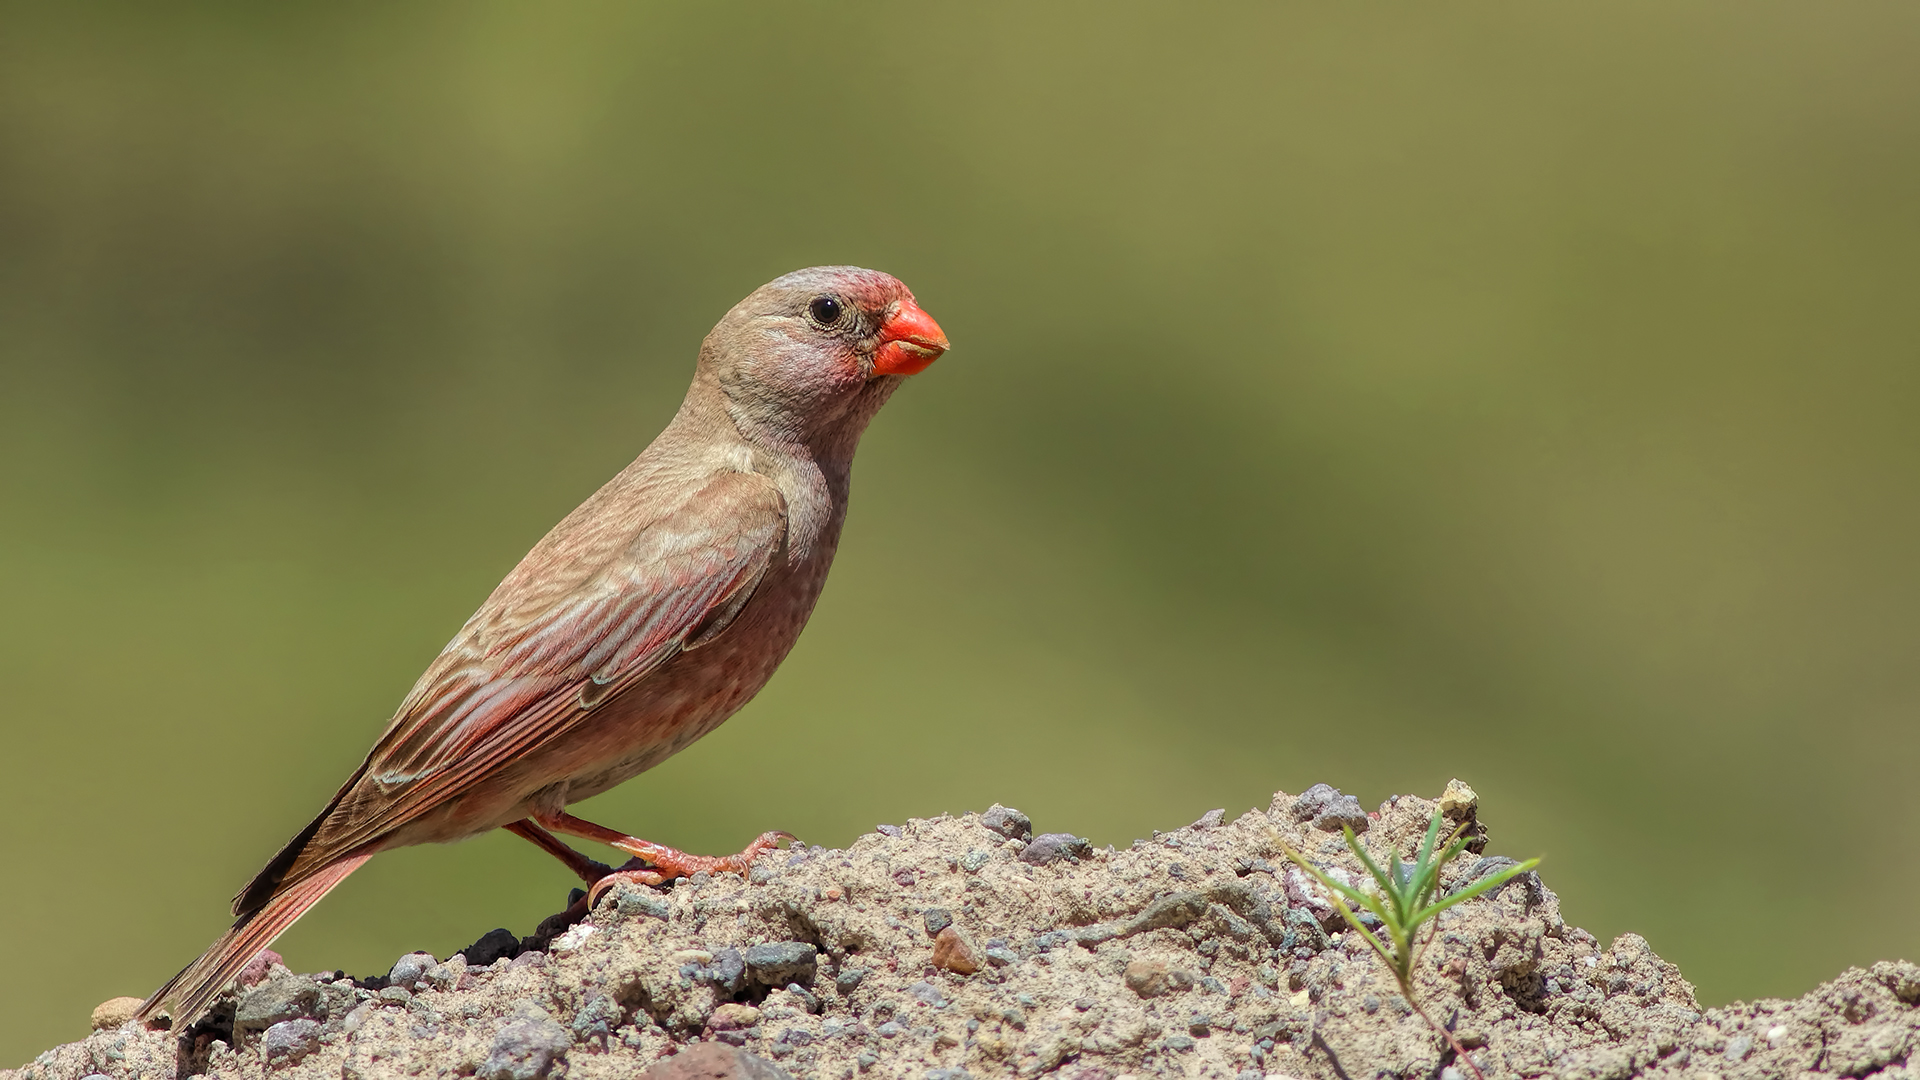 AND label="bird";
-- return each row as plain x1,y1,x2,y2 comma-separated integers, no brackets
138,265,949,1030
